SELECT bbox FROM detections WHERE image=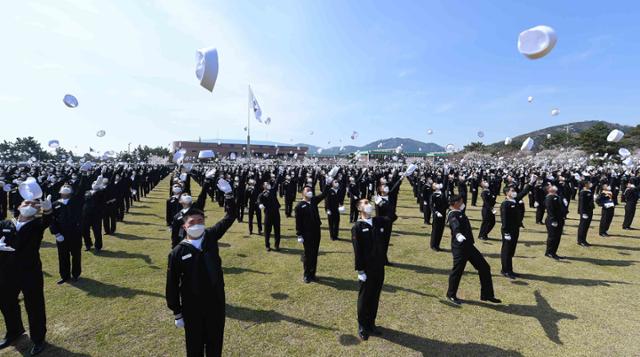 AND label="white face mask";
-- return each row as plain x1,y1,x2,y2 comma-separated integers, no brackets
459,203,466,211
265,185,271,190
180,195,193,205
172,187,182,194
305,191,313,198
363,204,373,214
19,205,38,217
436,183,443,190
186,224,205,238
382,186,389,194
510,192,518,199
